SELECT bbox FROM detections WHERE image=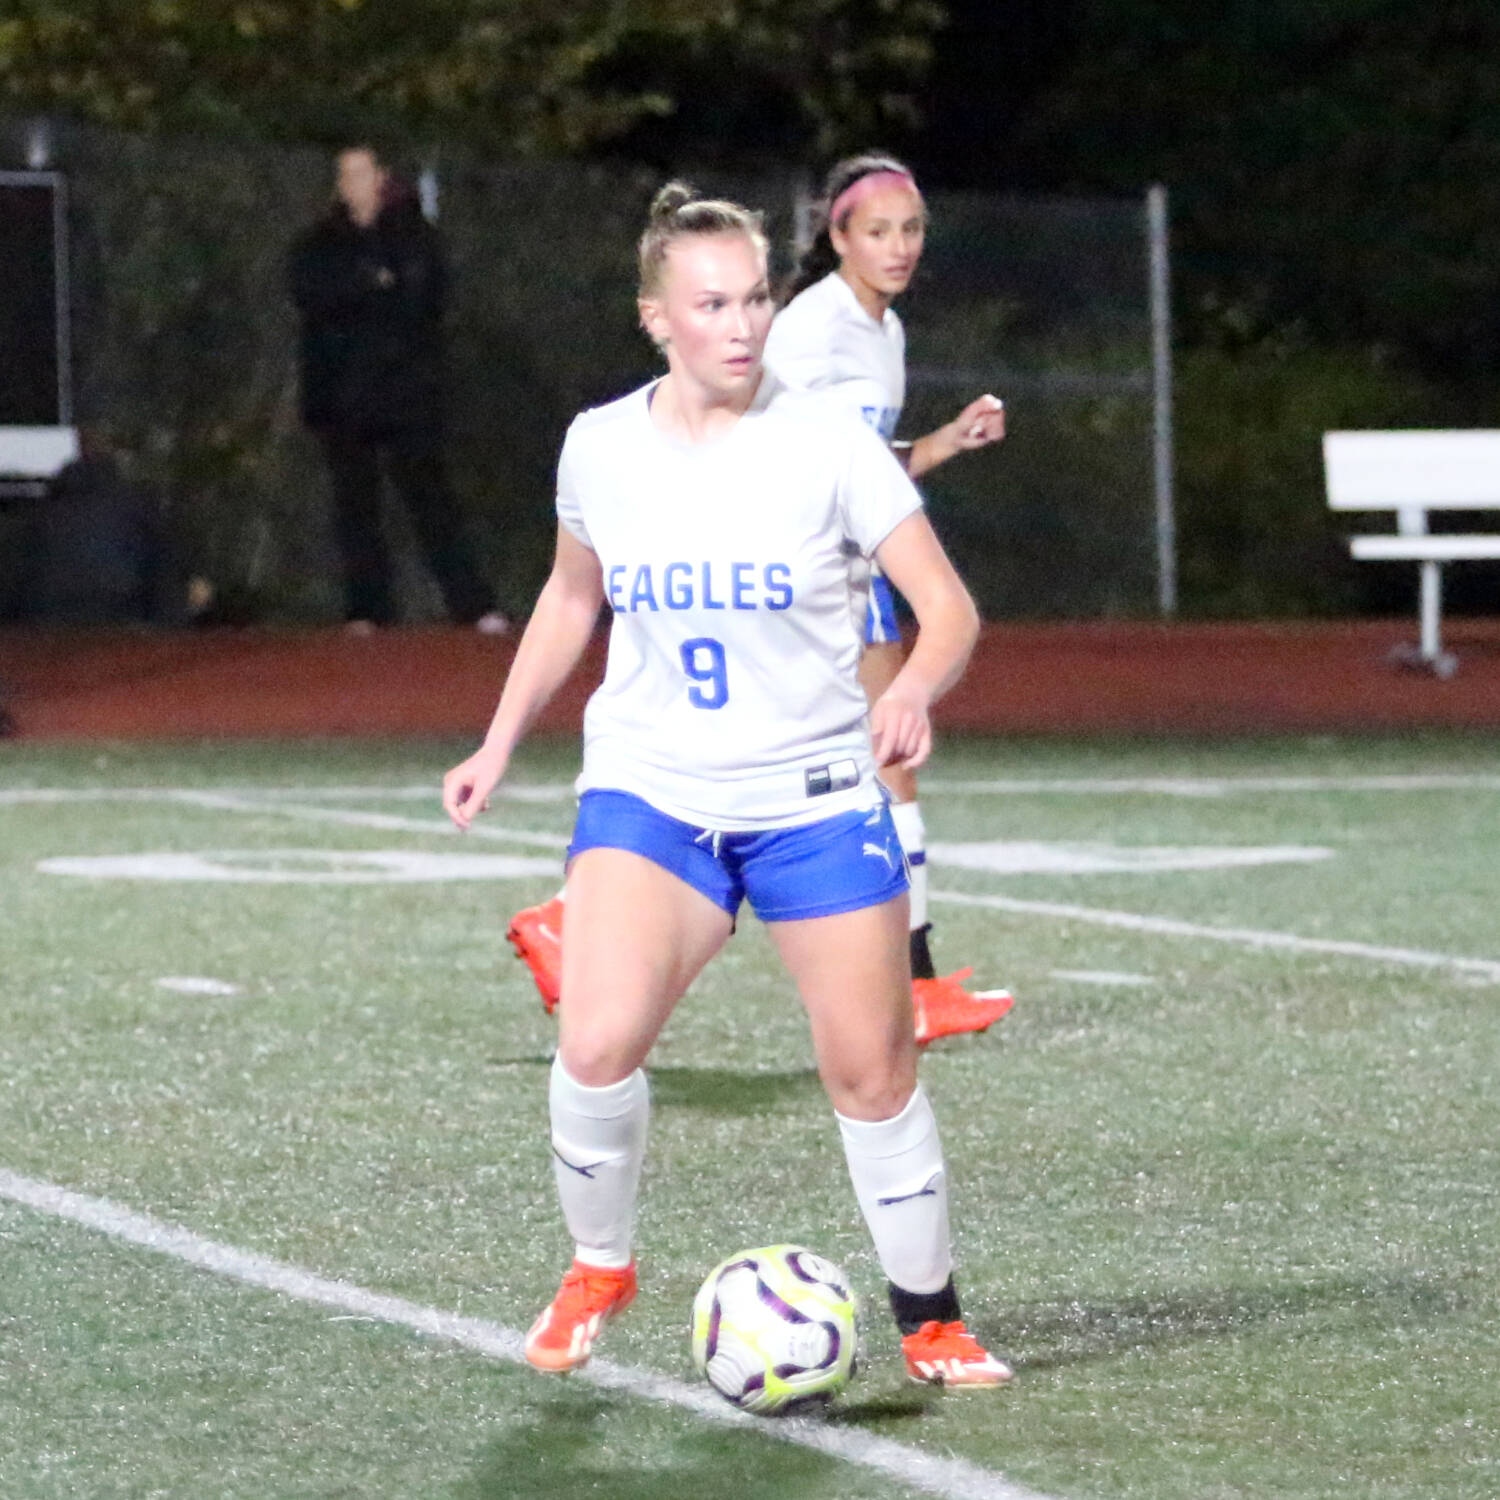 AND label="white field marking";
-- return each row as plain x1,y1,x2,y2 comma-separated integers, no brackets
39,850,560,884
932,889,1500,983
161,791,570,850
0,783,576,806
250,783,576,804
0,787,174,805
4,773,1498,808
1049,970,1154,988
921,773,1500,798
0,1170,1055,1500
0,787,569,852
156,976,243,996
927,841,1332,876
